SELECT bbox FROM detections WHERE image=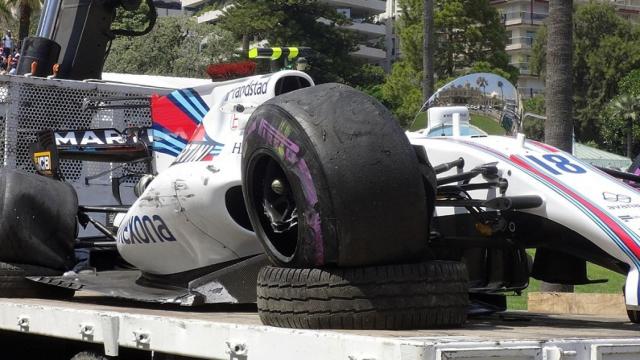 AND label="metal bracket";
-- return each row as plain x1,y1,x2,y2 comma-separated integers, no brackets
79,322,94,340
543,346,577,360
100,315,120,356
17,315,29,331
133,330,151,348
226,341,248,360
